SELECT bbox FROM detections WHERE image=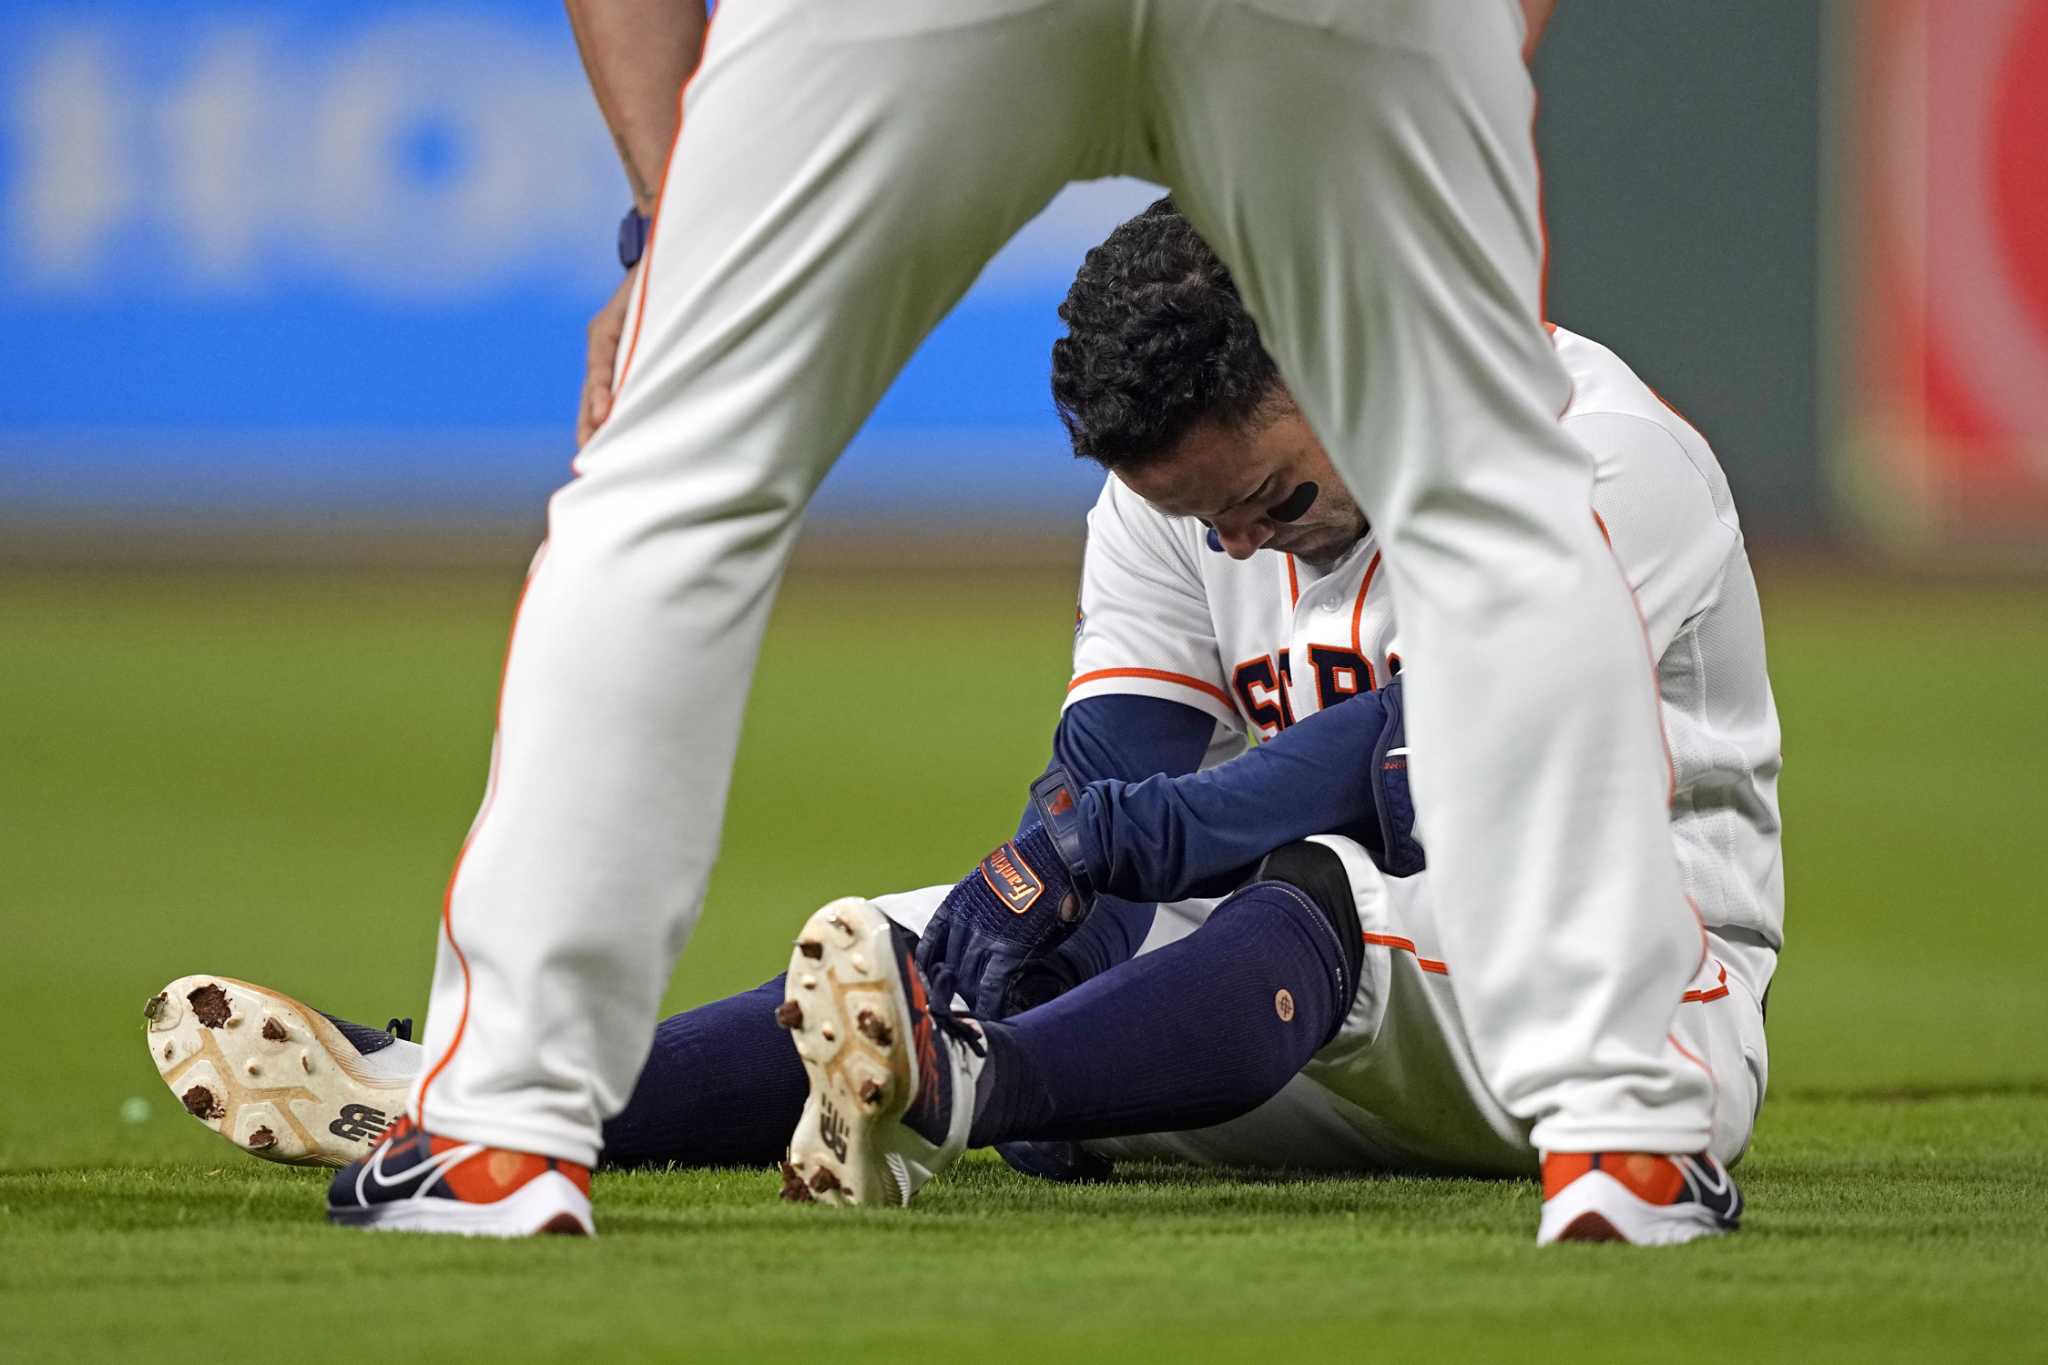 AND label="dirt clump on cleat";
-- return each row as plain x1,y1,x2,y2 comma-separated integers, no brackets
187,983,232,1028
858,1079,885,1106
774,1001,804,1030
807,1167,842,1196
797,939,824,960
855,1010,893,1046
261,1018,289,1041
247,1127,277,1150
777,1161,816,1203
181,1086,225,1120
